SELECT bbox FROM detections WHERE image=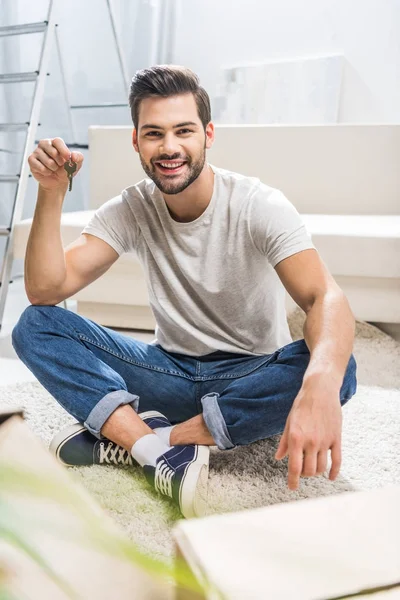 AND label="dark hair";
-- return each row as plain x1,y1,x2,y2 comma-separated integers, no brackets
129,64,211,132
